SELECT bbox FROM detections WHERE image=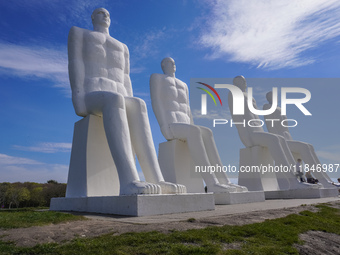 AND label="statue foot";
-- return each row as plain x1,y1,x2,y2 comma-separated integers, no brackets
228,183,248,192
157,181,187,194
207,183,237,193
120,180,161,195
